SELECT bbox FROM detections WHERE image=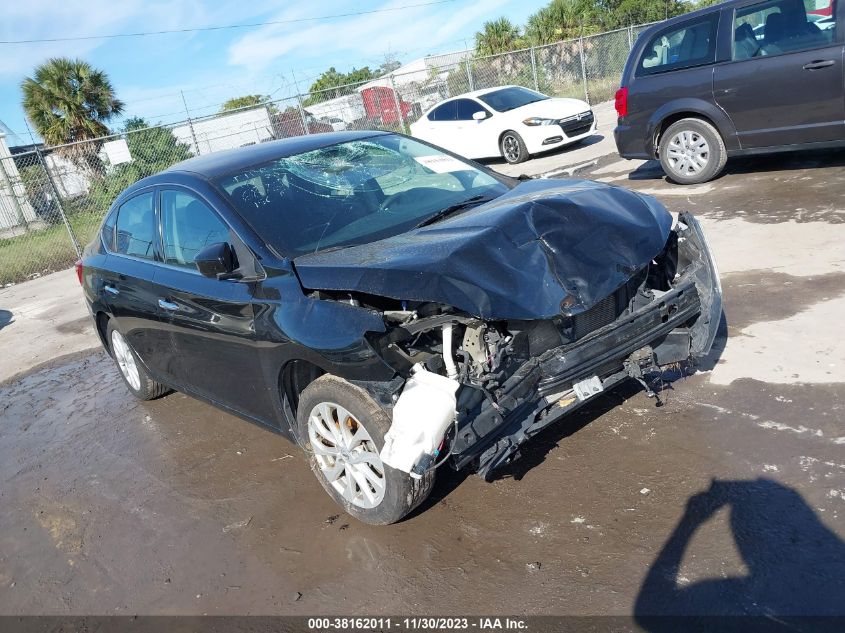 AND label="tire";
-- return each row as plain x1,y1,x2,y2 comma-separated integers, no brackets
296,375,435,525
106,321,170,401
658,118,727,185
500,130,529,164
